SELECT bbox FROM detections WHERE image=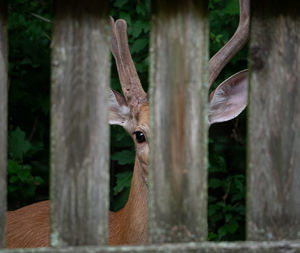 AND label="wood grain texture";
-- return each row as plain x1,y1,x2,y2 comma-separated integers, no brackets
51,1,110,246
2,241,300,253
0,0,7,248
247,0,300,240
149,0,209,243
